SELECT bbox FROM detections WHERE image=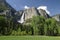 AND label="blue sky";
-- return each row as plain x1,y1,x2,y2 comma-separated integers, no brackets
6,0,60,16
